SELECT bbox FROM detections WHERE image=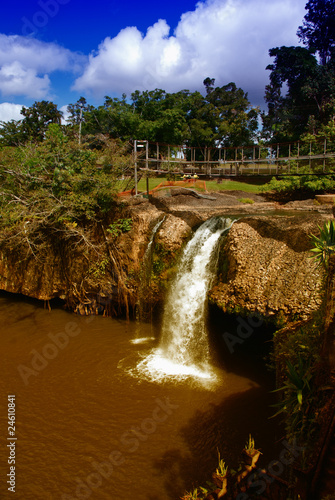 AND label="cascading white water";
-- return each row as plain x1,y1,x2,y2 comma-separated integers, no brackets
144,216,166,264
135,216,234,382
